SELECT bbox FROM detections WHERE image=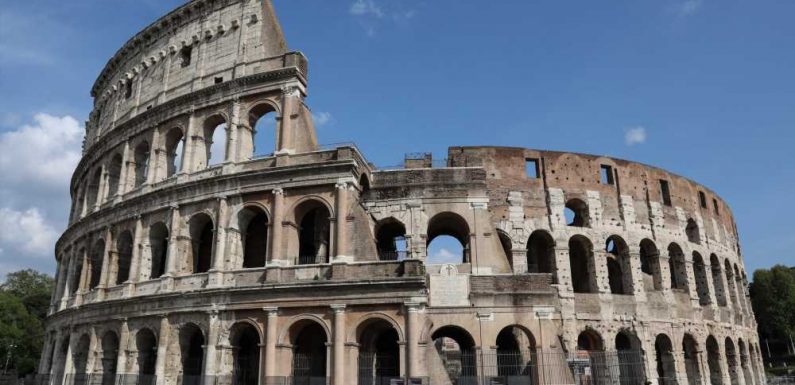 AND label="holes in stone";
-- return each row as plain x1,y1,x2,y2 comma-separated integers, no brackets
699,191,707,208
214,77,223,84
564,199,589,227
